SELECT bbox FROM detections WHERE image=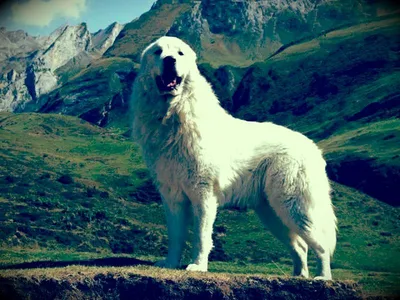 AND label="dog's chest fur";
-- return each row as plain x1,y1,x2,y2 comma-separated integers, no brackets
134,94,218,191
